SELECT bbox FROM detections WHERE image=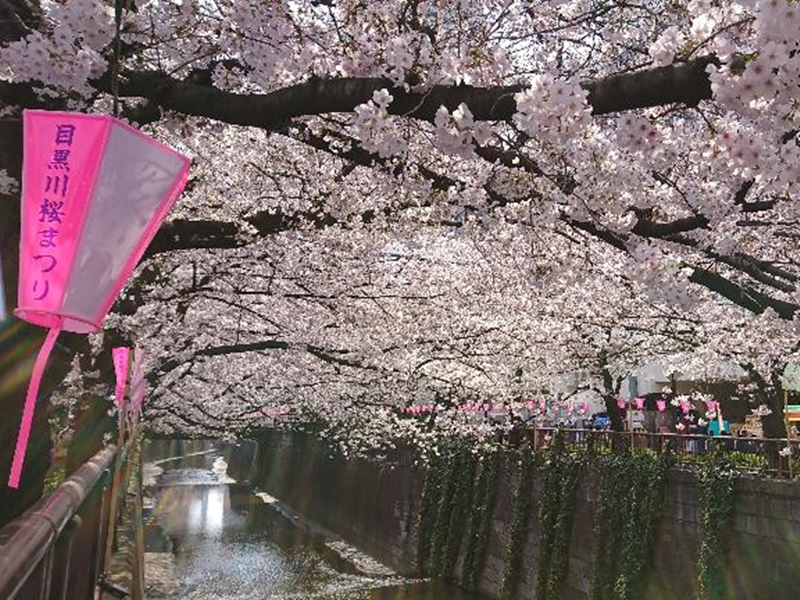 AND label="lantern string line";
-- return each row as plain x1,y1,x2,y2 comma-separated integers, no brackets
111,0,124,118
8,324,62,489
